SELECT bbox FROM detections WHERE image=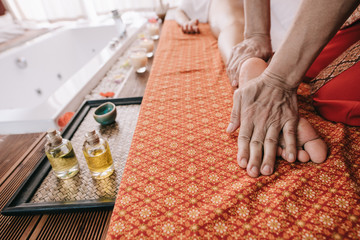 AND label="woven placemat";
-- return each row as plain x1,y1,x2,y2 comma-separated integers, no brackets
30,104,140,203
